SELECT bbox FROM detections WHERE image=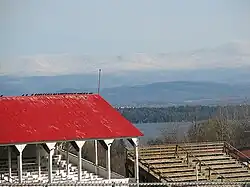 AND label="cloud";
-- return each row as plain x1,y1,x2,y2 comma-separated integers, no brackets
1,41,250,76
